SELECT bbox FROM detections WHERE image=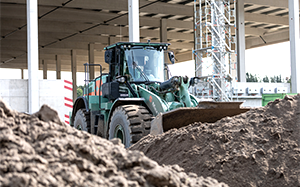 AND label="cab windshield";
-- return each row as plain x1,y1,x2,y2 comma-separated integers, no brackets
123,46,165,83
